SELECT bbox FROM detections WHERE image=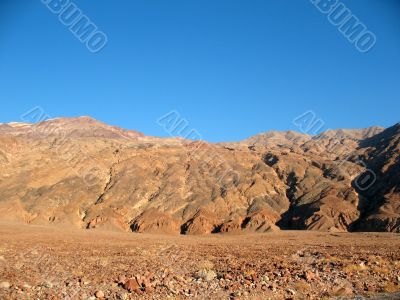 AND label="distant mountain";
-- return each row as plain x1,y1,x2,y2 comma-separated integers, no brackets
0,116,144,139
241,126,385,148
0,117,398,234
313,126,384,140
242,130,310,147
